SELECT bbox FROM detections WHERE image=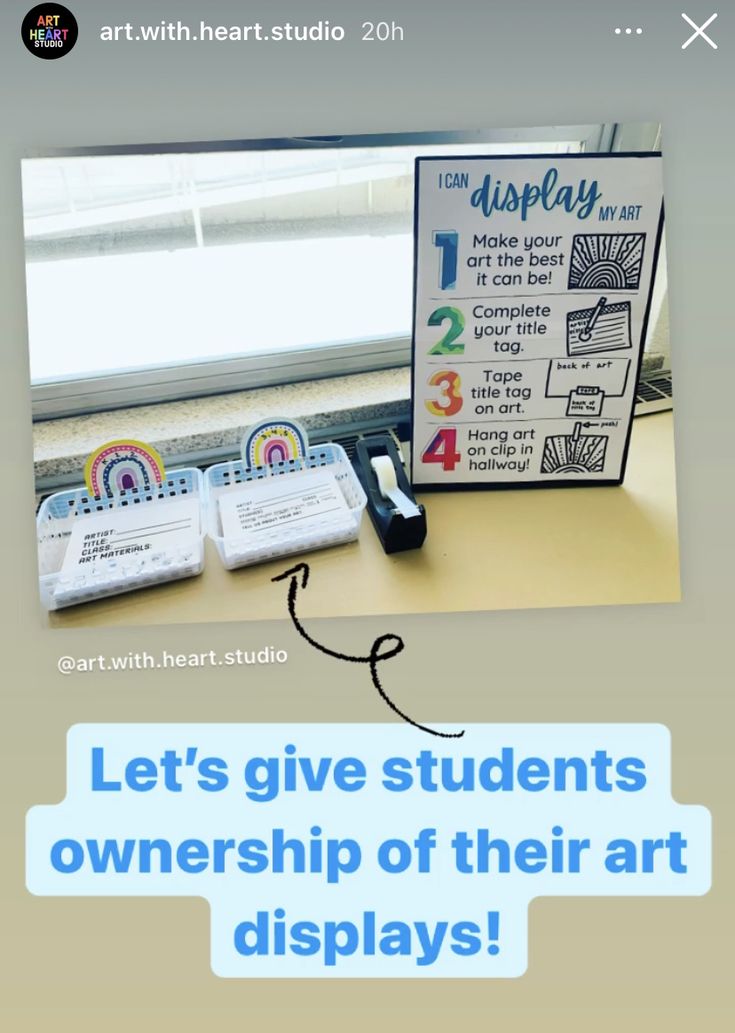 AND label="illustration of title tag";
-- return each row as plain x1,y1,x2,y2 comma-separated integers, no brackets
410,154,664,489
